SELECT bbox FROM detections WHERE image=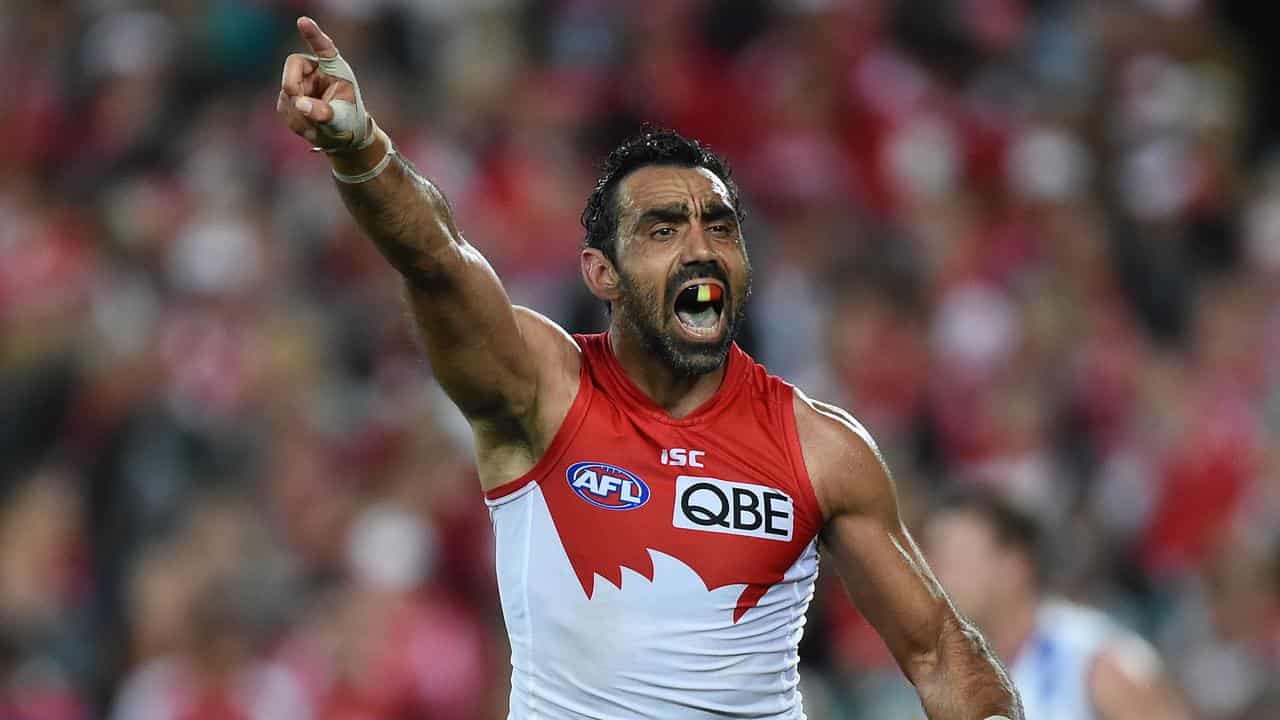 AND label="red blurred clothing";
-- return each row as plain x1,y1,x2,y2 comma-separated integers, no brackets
1141,385,1262,577
286,591,491,720
0,203,92,326
1,688,88,720
176,690,251,720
